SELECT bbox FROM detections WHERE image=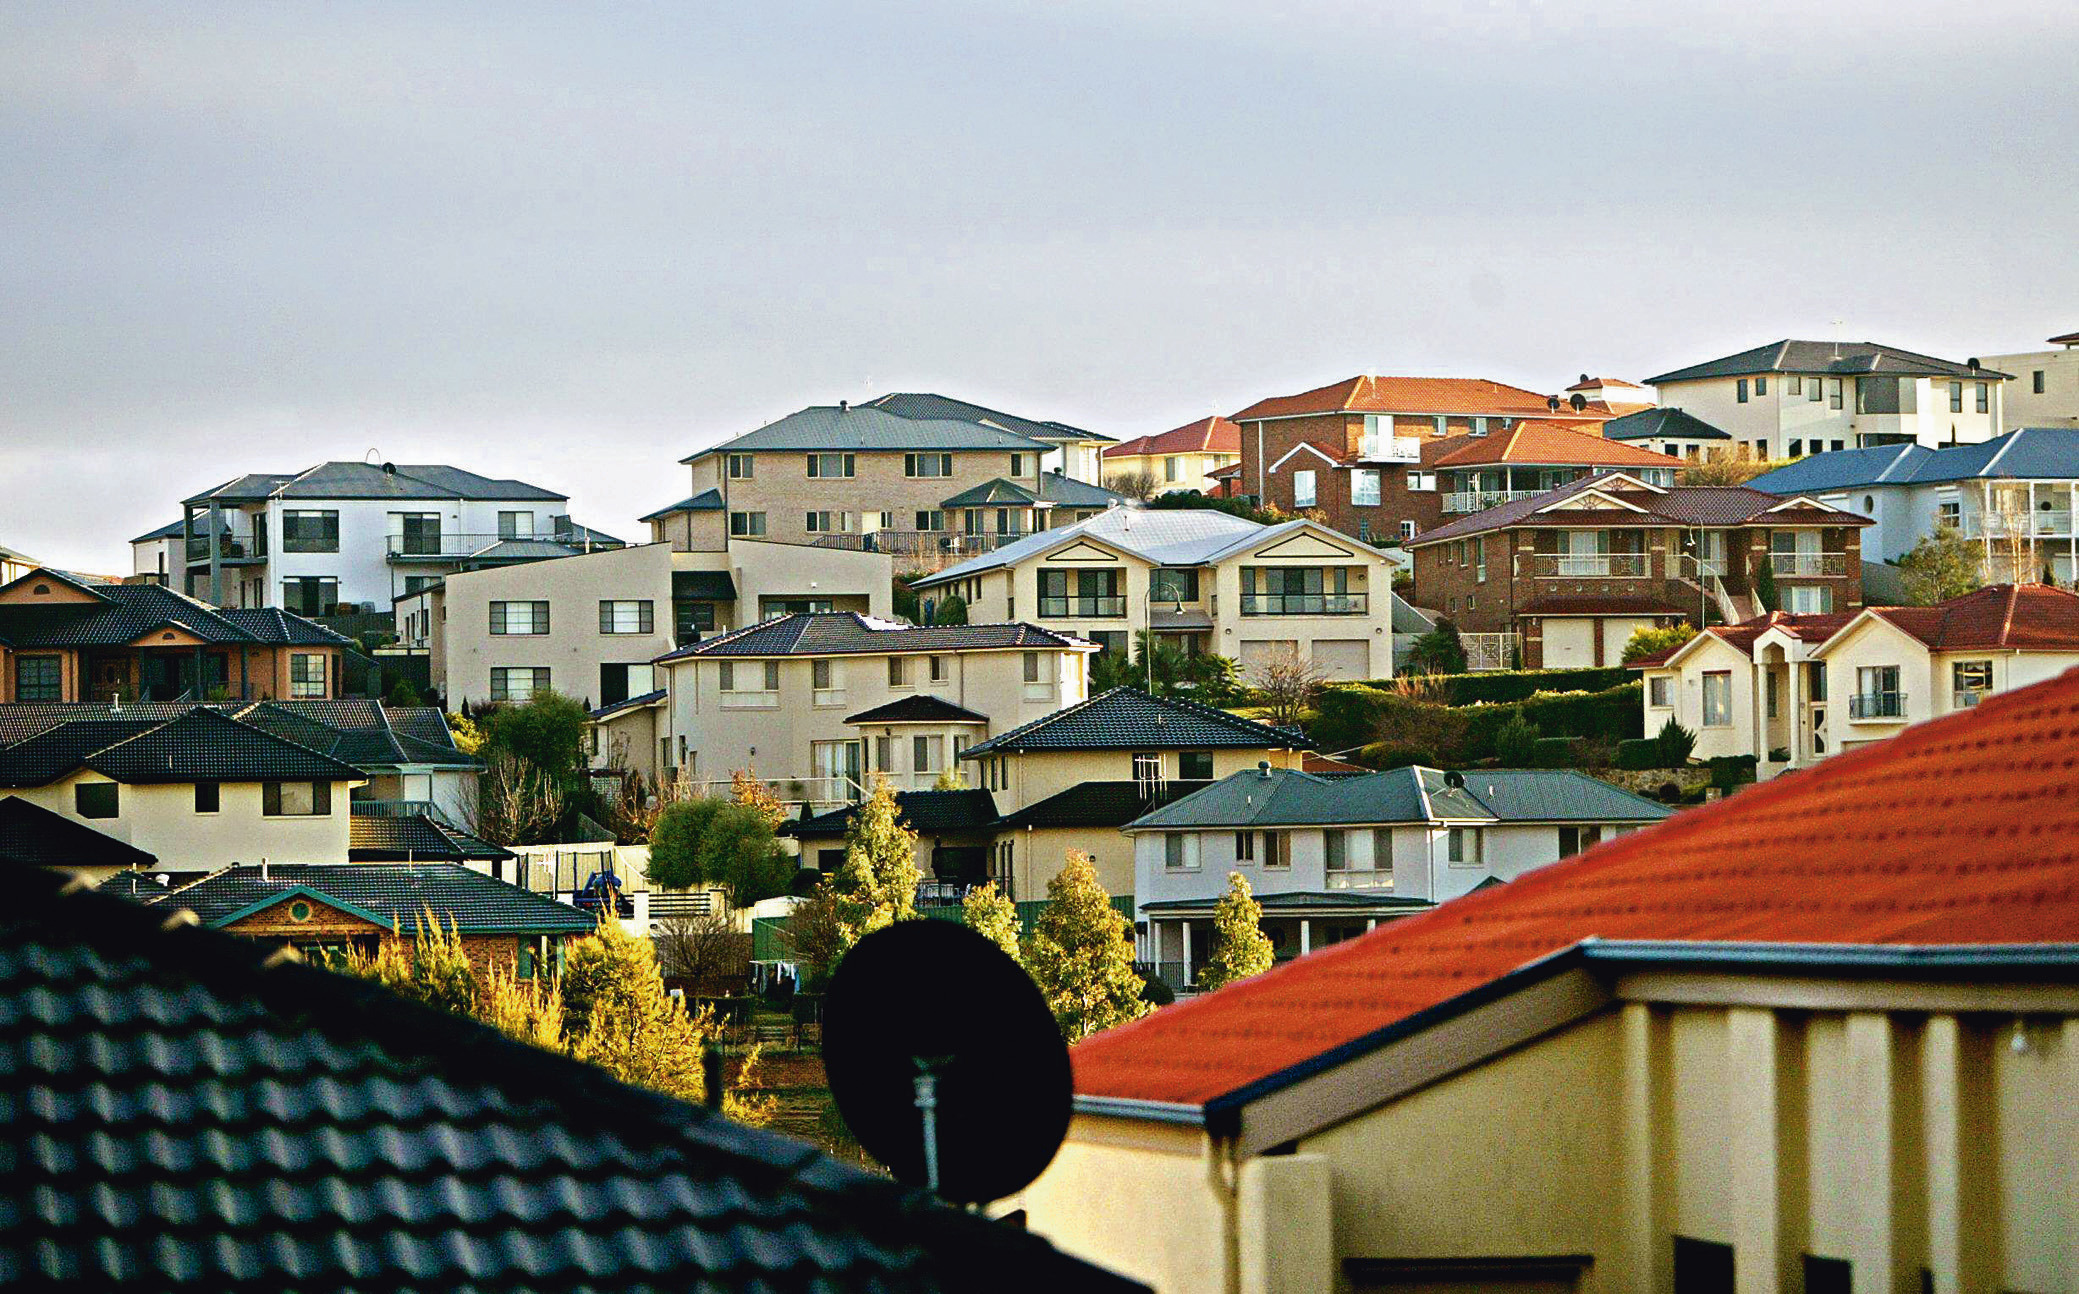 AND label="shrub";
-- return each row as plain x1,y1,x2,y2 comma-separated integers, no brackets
1706,754,1758,788
1768,746,1791,763
1754,558,1779,612
1432,667,1632,706
1529,737,1580,768
1653,716,1697,767
1405,620,1467,675
1614,737,1663,770
1622,622,1698,665
931,594,968,626
1355,743,1438,770
1494,713,1541,766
